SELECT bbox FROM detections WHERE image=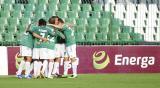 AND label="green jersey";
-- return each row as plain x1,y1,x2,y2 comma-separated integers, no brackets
31,26,55,48
46,25,56,50
19,24,36,48
63,25,76,47
20,32,33,48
